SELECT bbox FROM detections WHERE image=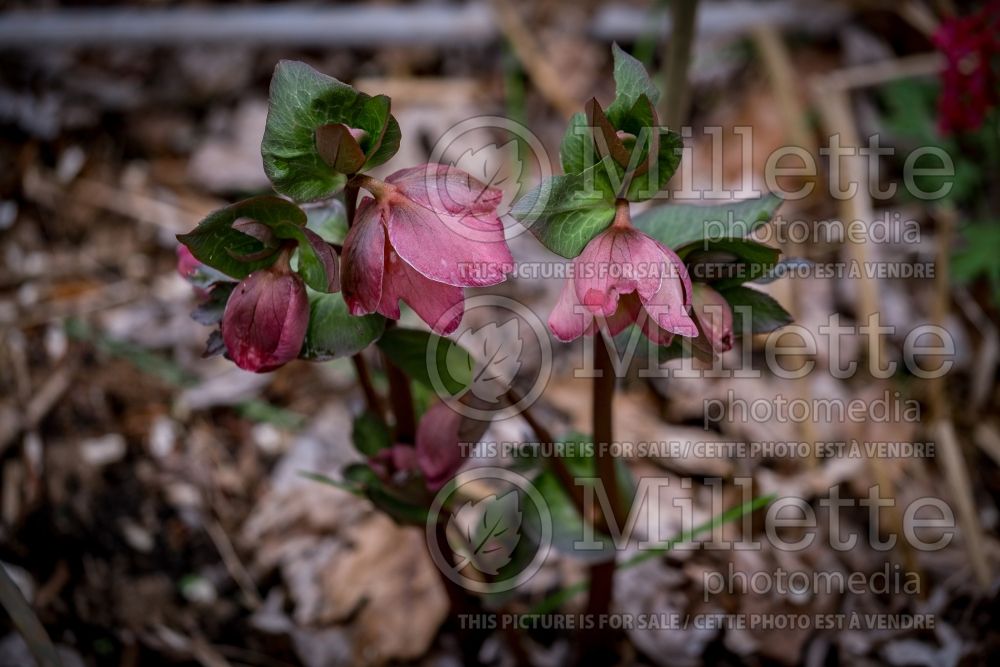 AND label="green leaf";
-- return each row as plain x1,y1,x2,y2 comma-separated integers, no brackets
633,193,784,249
376,328,473,396
718,285,793,335
352,411,391,457
511,157,618,258
301,290,386,360
298,470,364,495
177,196,307,279
561,97,682,202
522,435,635,561
343,463,429,525
559,111,591,175
273,222,339,293
624,124,683,202
606,43,660,125
261,60,399,202
306,200,348,244
363,114,402,172
678,238,781,289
